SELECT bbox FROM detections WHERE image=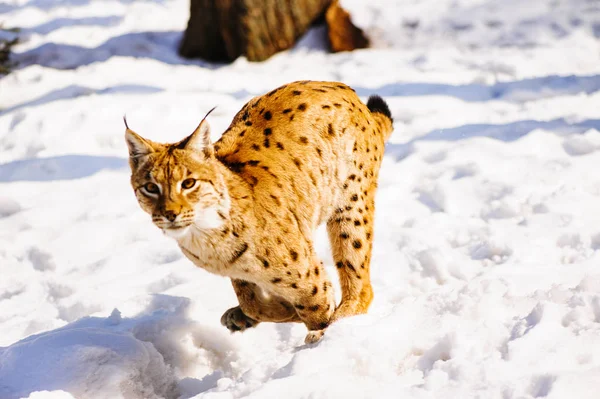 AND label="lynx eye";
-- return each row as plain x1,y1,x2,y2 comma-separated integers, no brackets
182,178,196,190
143,182,160,194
